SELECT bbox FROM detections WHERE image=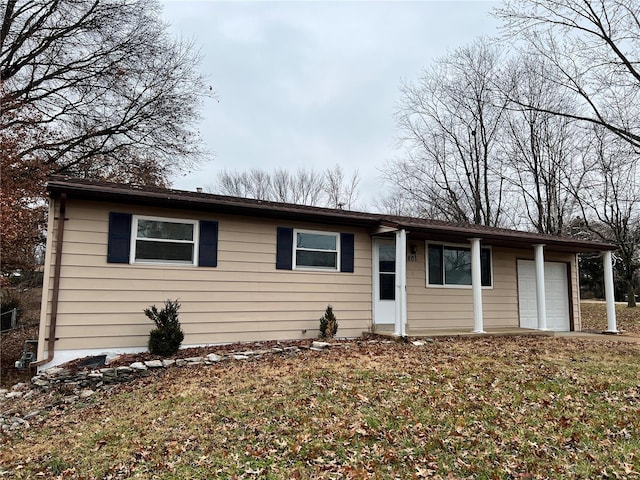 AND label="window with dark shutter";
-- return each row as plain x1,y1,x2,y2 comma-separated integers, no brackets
108,213,219,267
277,227,355,273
